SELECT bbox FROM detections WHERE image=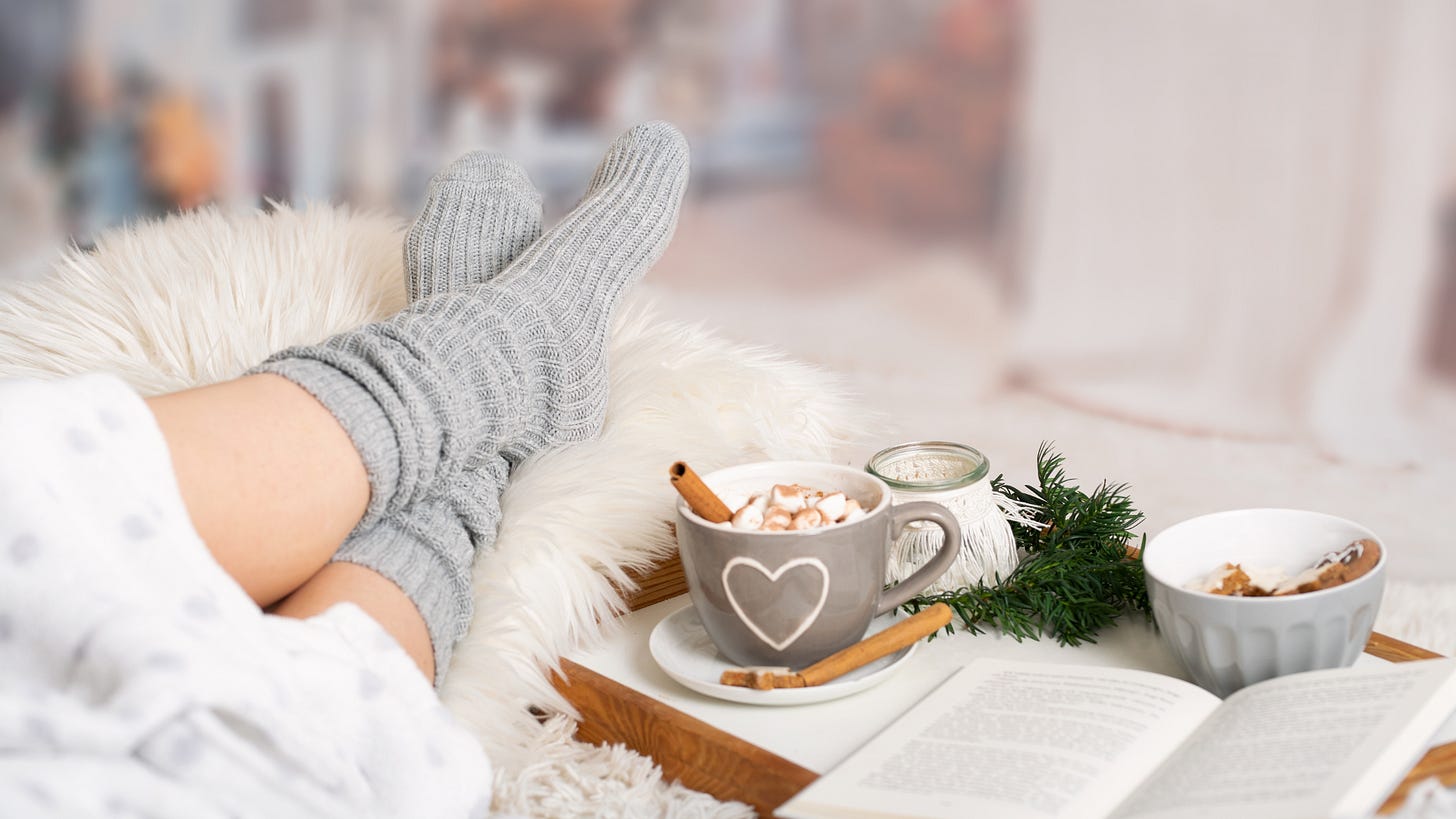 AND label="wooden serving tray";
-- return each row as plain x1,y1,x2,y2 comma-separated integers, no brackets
557,554,1454,817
